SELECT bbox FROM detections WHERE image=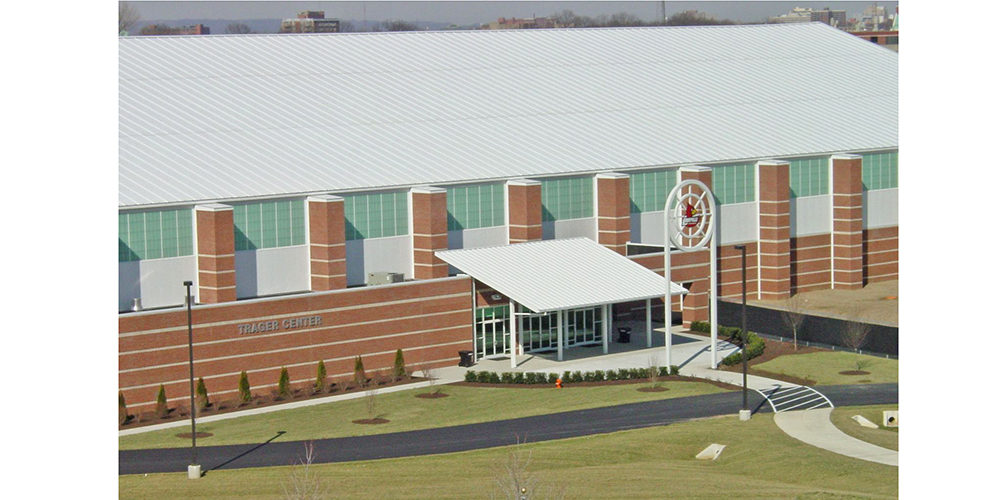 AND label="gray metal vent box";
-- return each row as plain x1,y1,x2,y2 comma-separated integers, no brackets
367,272,404,286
